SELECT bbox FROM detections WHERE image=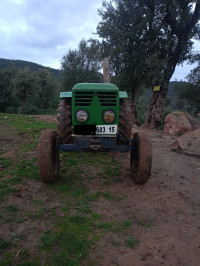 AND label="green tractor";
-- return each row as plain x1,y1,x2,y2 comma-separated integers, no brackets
37,82,152,184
